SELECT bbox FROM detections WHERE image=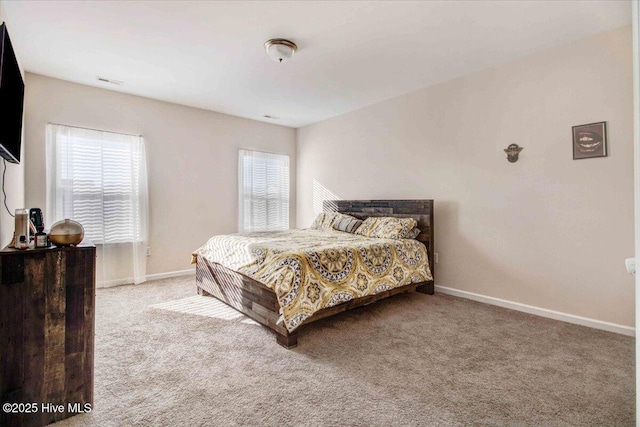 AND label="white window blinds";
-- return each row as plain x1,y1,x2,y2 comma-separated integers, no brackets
46,124,149,286
238,149,289,233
